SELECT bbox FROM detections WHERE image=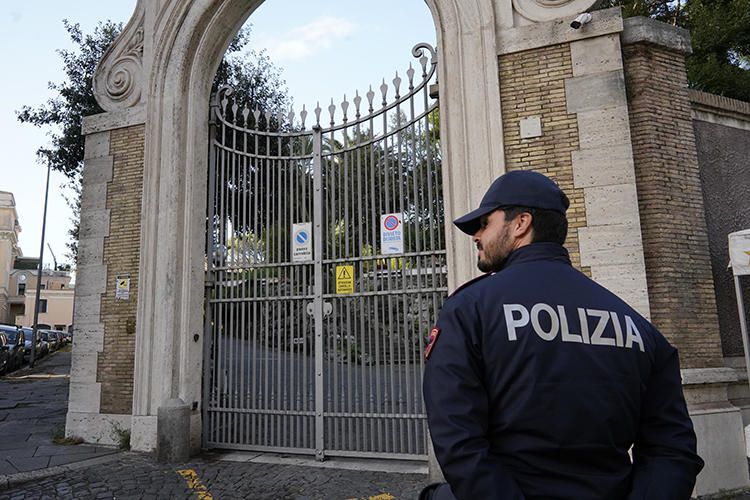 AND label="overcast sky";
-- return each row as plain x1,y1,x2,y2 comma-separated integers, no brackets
0,1,436,268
